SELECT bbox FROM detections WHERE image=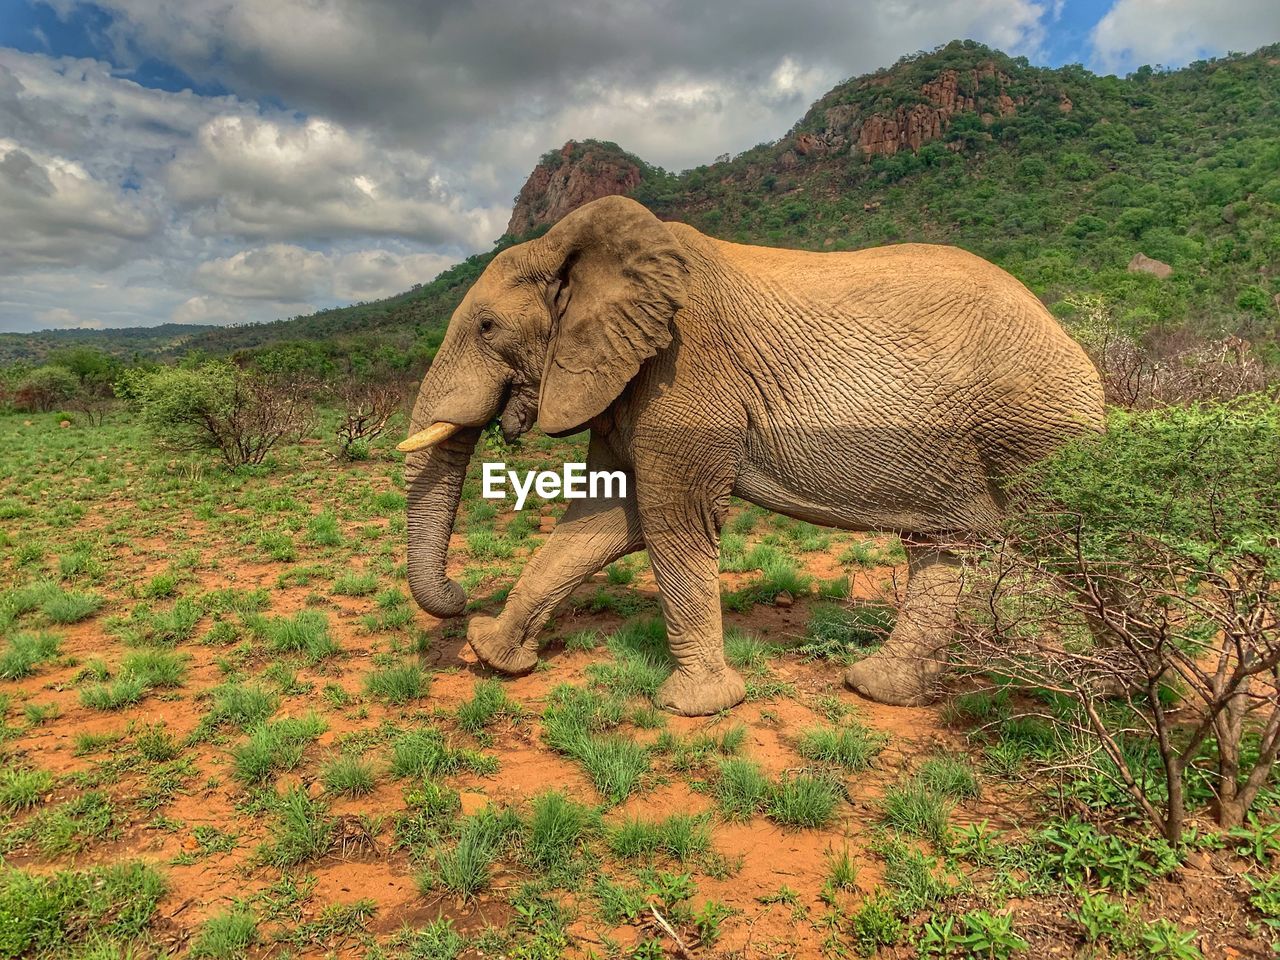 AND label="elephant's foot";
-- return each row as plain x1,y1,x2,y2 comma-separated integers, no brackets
844,645,944,707
655,666,747,717
467,615,538,675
